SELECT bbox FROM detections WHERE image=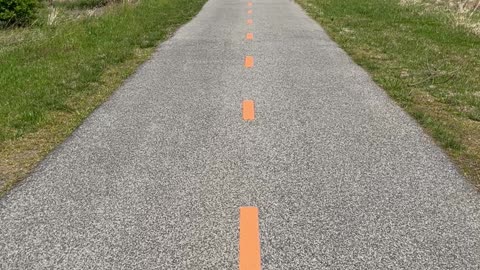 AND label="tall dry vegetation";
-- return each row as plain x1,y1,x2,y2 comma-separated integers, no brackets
401,0,480,34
